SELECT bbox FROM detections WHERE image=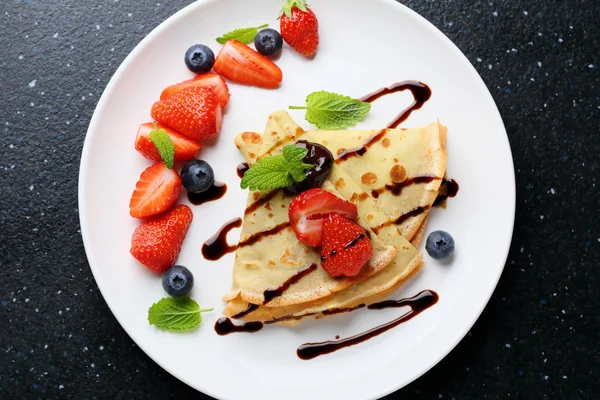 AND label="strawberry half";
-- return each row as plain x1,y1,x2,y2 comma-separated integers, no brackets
213,40,283,89
129,163,181,219
320,213,372,277
279,0,319,57
151,86,222,141
288,188,358,247
134,123,201,163
160,73,230,108
130,204,193,273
